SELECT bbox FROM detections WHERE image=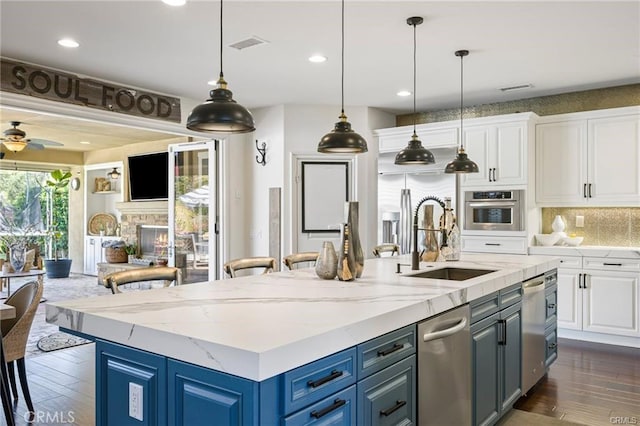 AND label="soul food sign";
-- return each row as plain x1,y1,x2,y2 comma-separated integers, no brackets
1,58,181,123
